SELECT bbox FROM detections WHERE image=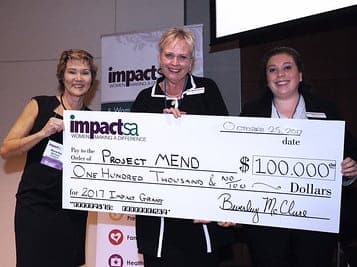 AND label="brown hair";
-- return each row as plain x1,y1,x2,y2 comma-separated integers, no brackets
263,46,304,72
261,46,304,85
56,49,97,91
